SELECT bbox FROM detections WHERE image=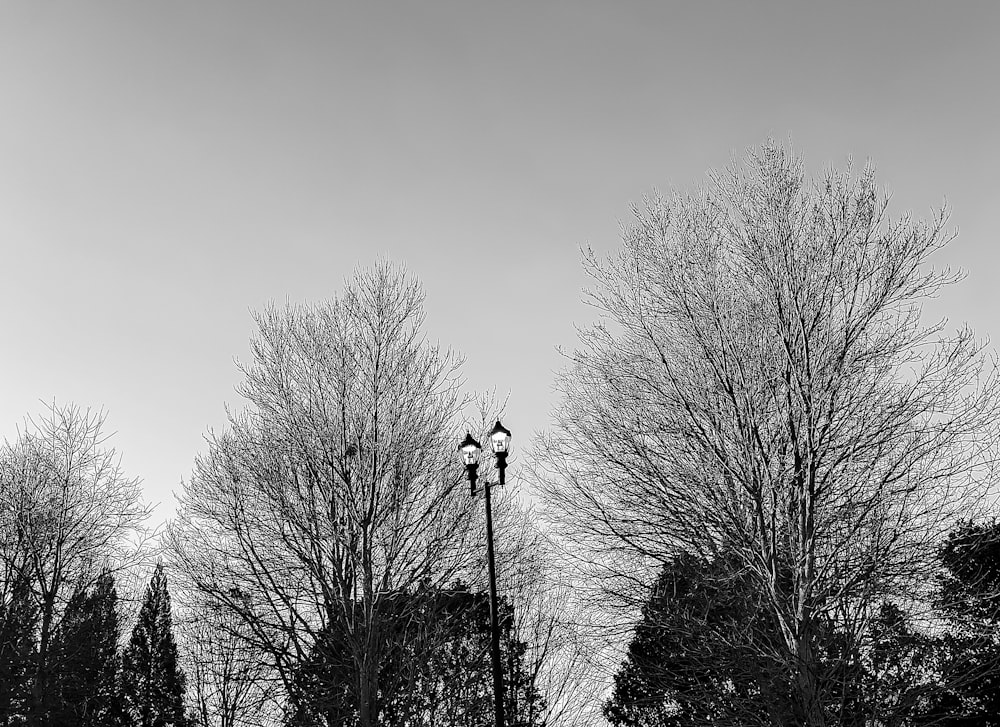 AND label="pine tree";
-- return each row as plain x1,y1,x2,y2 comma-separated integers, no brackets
122,564,188,727
0,573,37,727
49,571,128,727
